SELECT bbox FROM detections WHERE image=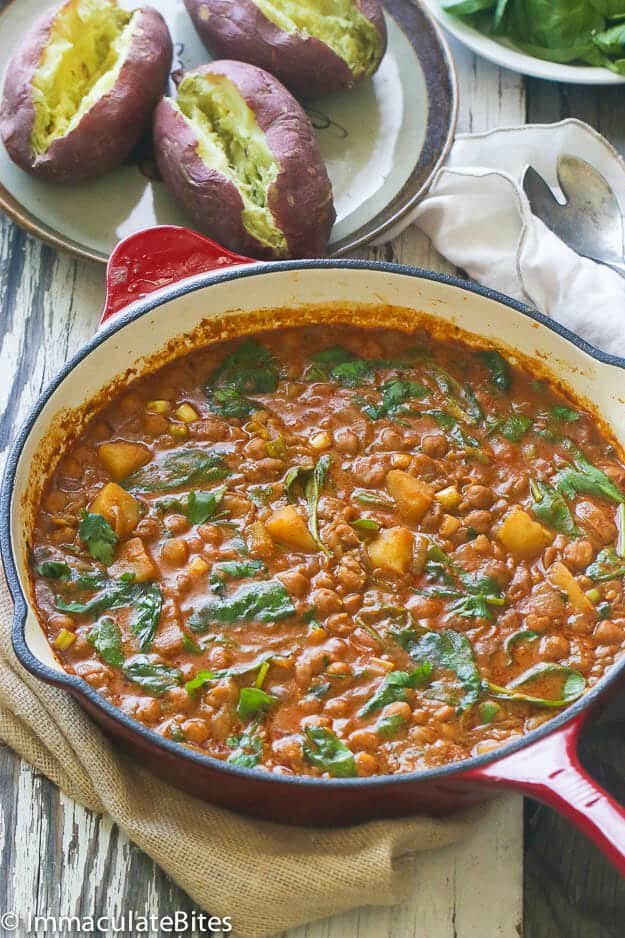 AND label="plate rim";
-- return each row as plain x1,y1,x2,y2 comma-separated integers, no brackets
421,0,625,86
0,0,458,264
